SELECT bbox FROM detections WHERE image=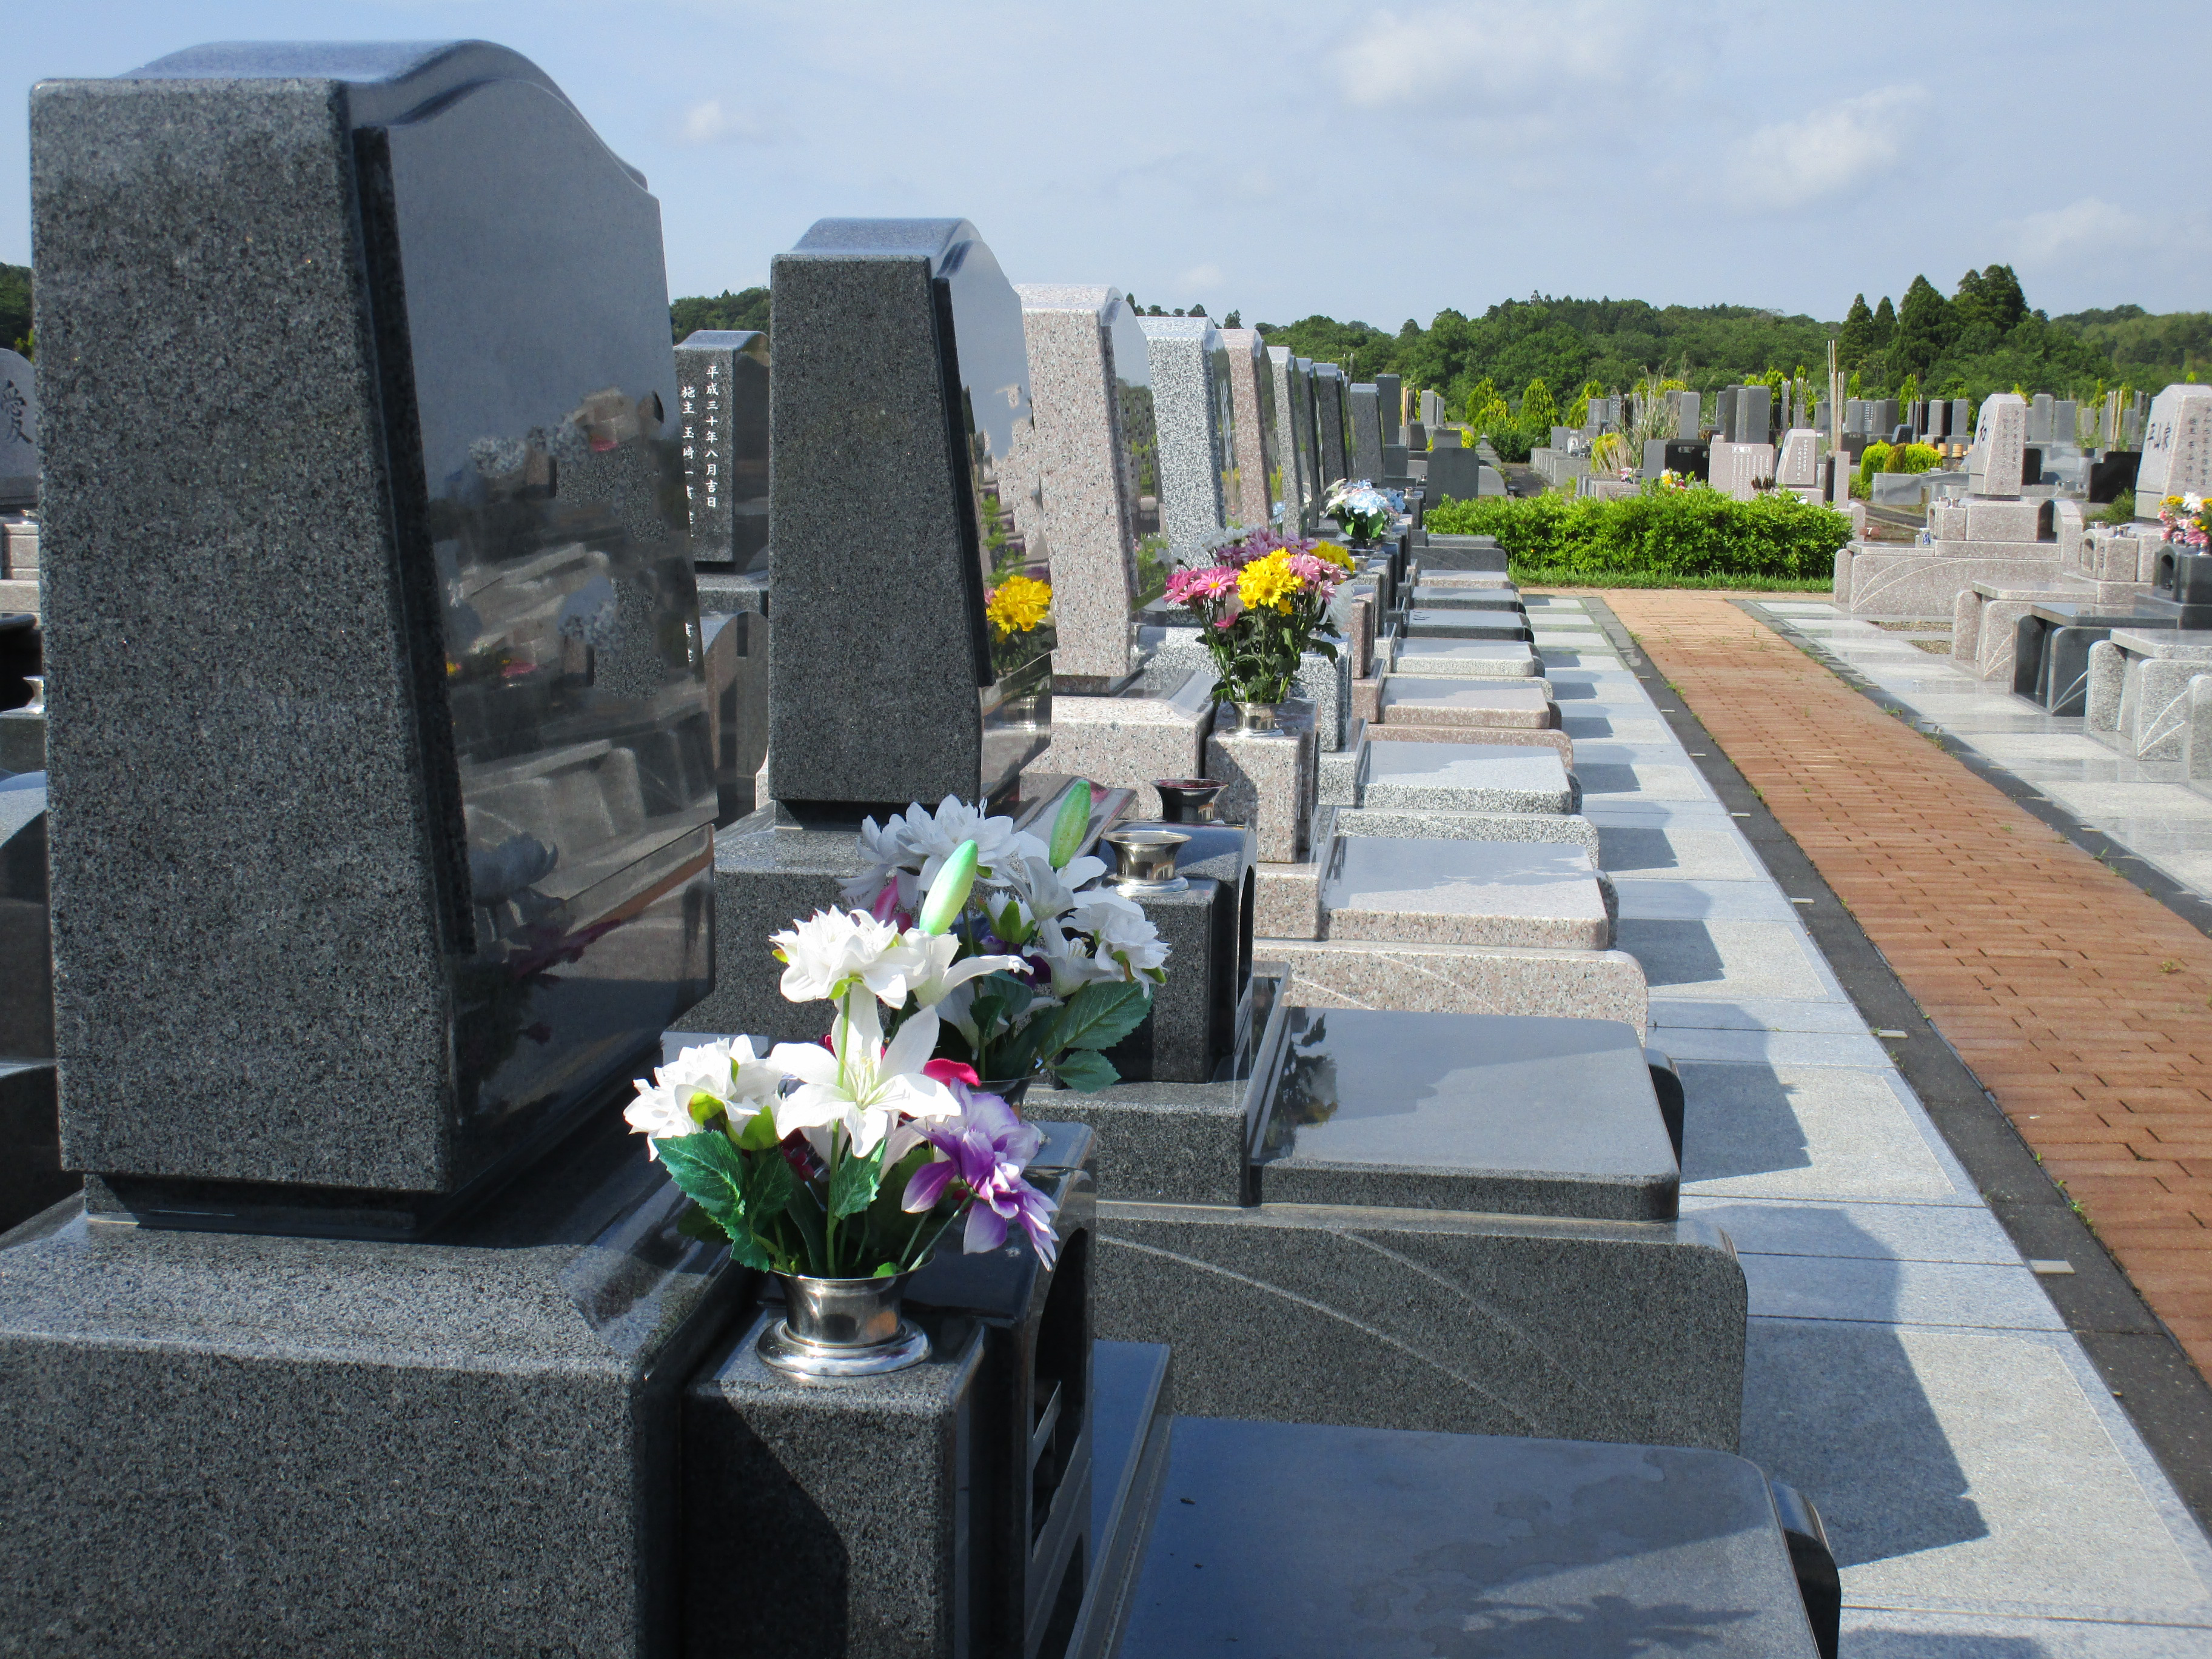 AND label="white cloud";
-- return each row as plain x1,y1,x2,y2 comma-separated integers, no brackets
2010,197,2156,262
1179,263,1226,290
675,99,779,147
1725,86,1928,211
1335,2,1647,109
